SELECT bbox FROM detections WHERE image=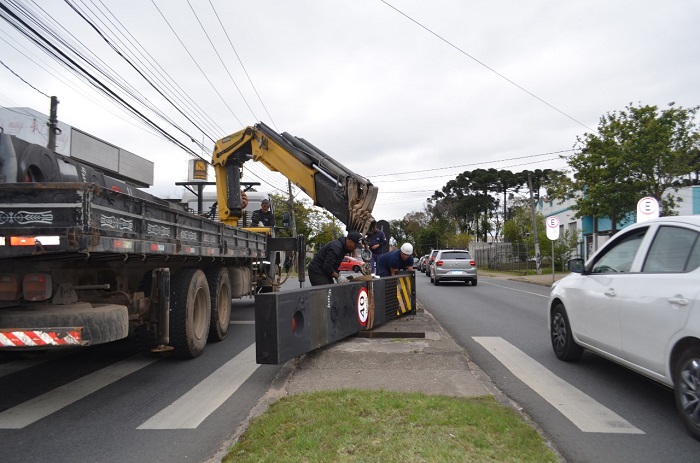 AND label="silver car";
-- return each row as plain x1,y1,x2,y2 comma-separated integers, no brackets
430,249,477,286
